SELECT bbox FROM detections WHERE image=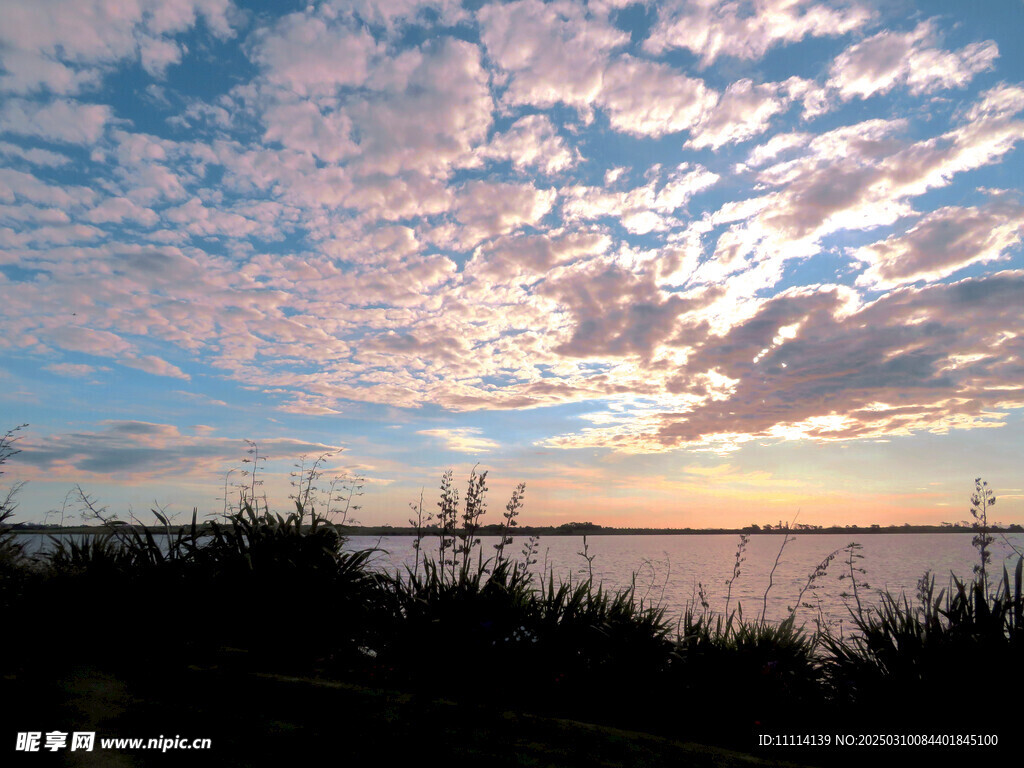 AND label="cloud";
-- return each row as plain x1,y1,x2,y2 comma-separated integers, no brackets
467,230,612,283
85,197,159,227
544,273,1024,452
0,99,111,144
480,0,627,116
332,0,467,30
0,141,71,167
598,56,718,137
537,255,720,359
828,21,998,101
248,11,380,97
261,101,358,164
854,197,1024,288
687,78,811,150
365,40,492,176
163,197,270,239
43,363,99,378
743,131,812,168
644,0,872,65
52,327,134,357
728,88,1024,264
1,0,1021,482
441,180,556,249
173,391,228,407
122,355,190,380
0,169,96,210
480,2,715,138
0,0,235,94
562,163,719,234
477,115,578,175
15,420,340,481
416,428,501,453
